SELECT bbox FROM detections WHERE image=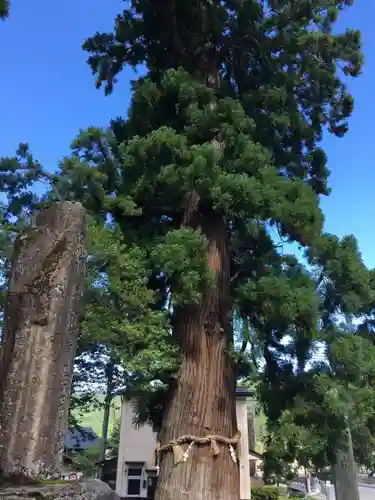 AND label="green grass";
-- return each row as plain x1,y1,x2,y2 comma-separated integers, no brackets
72,394,122,437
